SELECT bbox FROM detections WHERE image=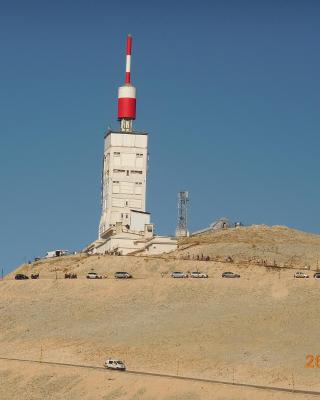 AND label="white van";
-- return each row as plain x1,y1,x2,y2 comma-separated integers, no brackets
45,250,70,258
104,359,126,371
